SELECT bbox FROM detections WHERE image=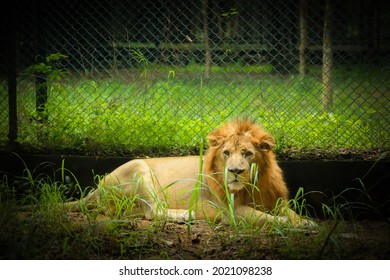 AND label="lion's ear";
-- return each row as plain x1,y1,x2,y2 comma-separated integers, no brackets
208,131,225,147
259,136,275,151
